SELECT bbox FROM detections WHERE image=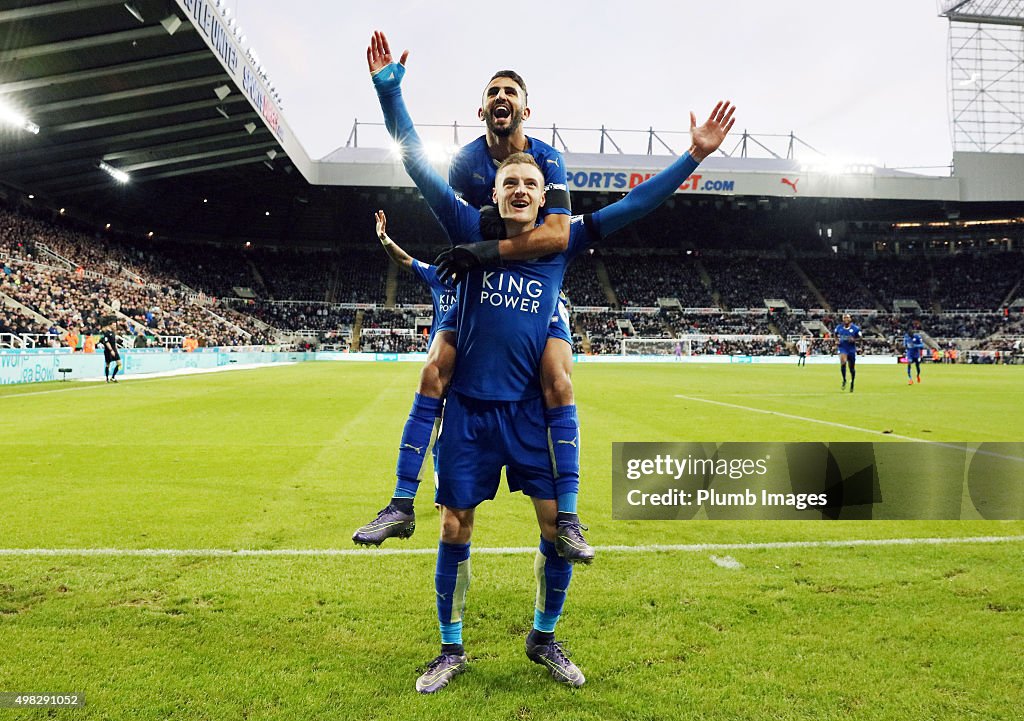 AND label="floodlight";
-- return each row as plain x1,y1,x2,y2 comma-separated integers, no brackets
214,84,231,100
424,142,449,163
215,105,230,119
243,122,256,134
98,160,130,184
123,2,144,23
0,101,39,134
